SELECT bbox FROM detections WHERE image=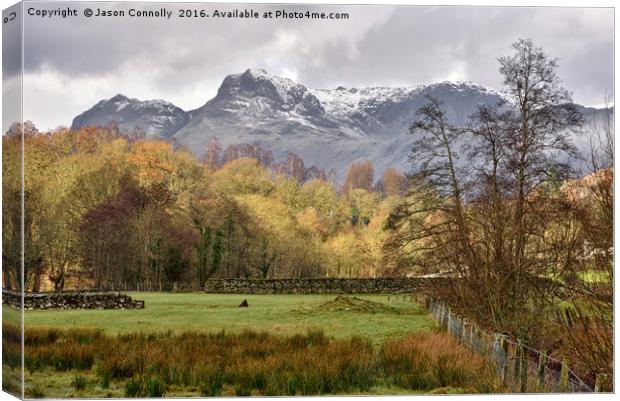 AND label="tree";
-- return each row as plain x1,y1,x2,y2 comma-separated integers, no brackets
348,188,380,226
285,153,306,182
386,39,584,338
299,179,345,231
257,238,276,278
194,221,212,288
210,230,224,278
163,245,187,292
203,137,222,170
343,161,374,194
222,145,240,165
378,168,406,196
498,39,582,275
213,158,274,196
149,237,164,291
557,102,613,384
